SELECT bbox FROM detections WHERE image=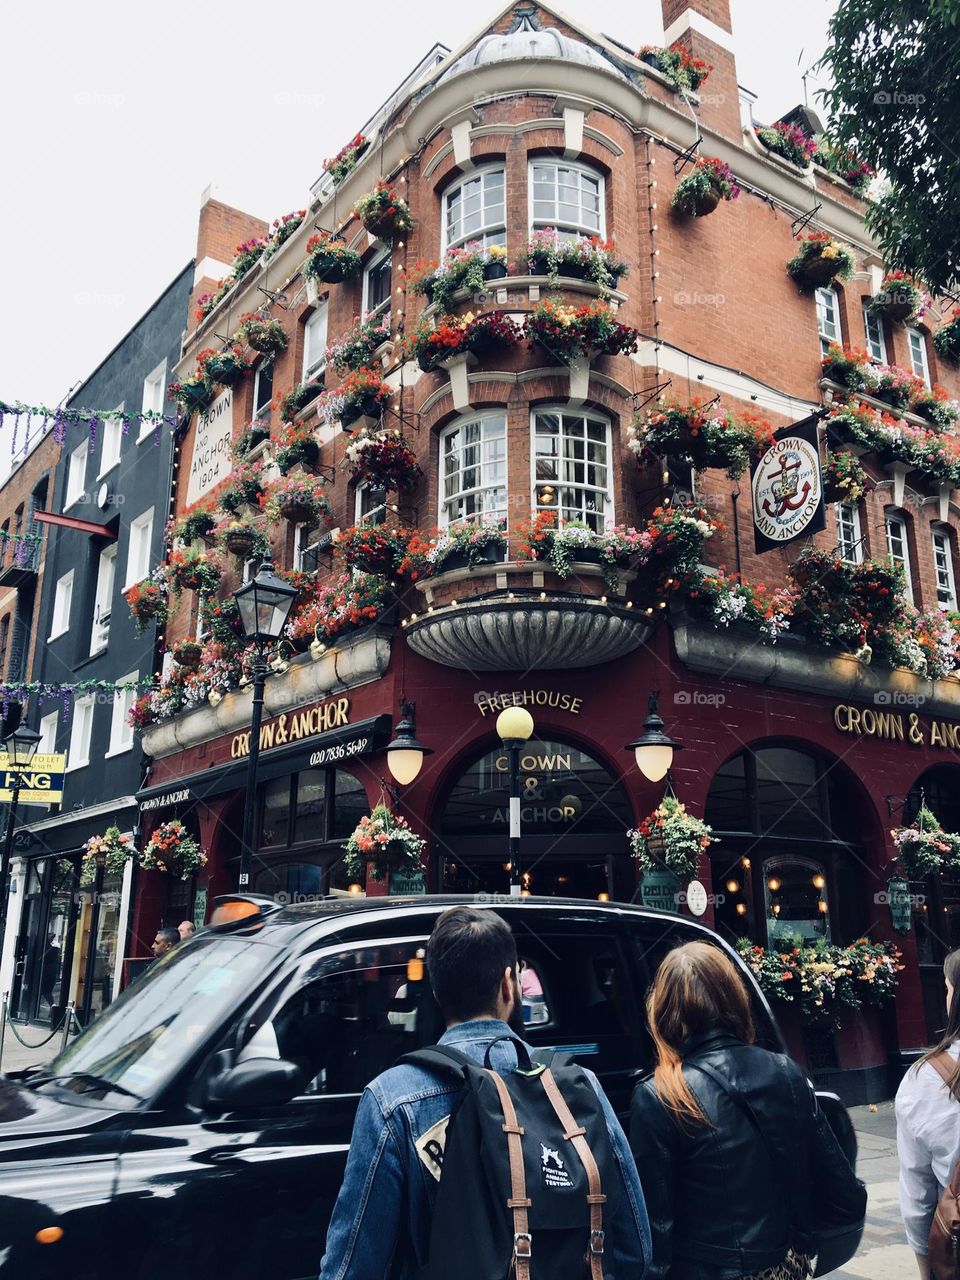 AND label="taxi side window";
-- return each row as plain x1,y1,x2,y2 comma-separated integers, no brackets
242,942,438,1097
